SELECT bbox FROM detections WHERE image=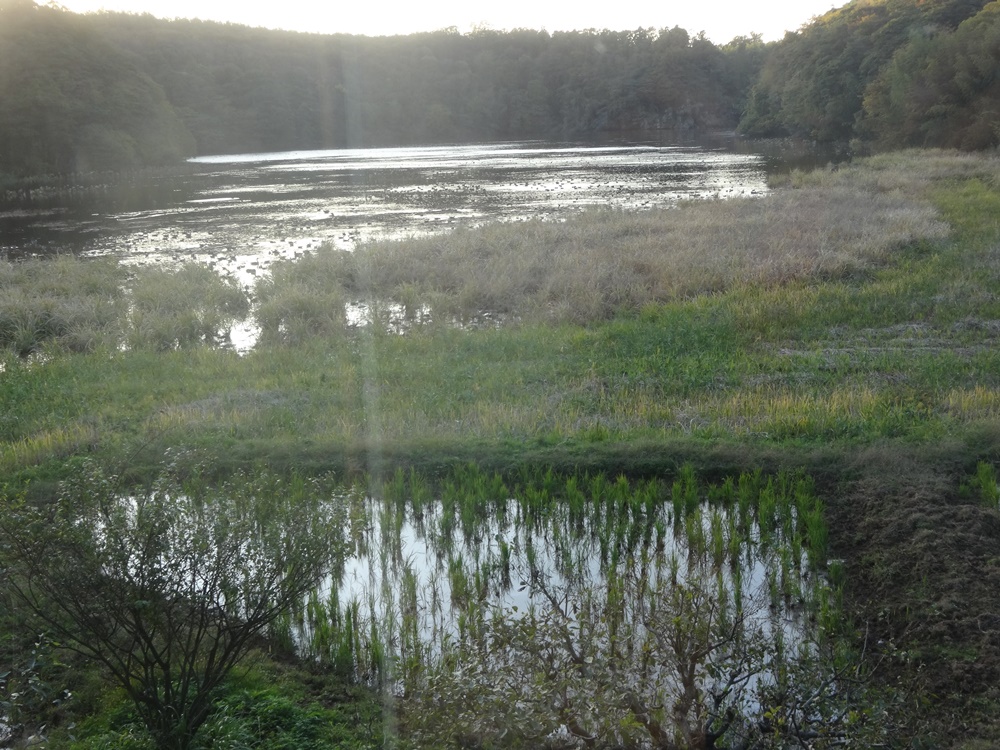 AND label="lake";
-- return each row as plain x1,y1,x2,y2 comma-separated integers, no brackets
0,138,781,283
